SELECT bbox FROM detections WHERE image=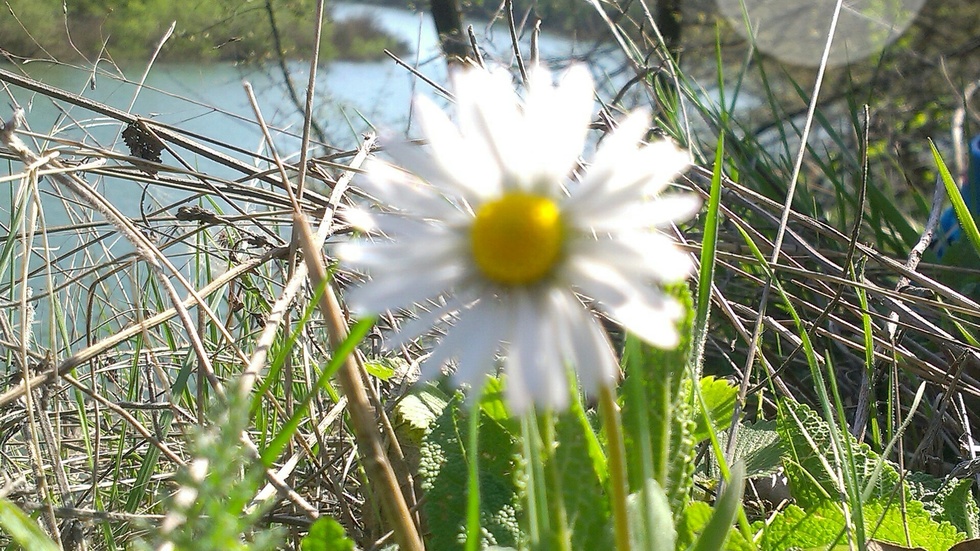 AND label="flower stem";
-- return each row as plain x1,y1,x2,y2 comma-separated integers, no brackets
599,383,631,551
540,410,572,551
521,412,547,545
465,397,482,551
